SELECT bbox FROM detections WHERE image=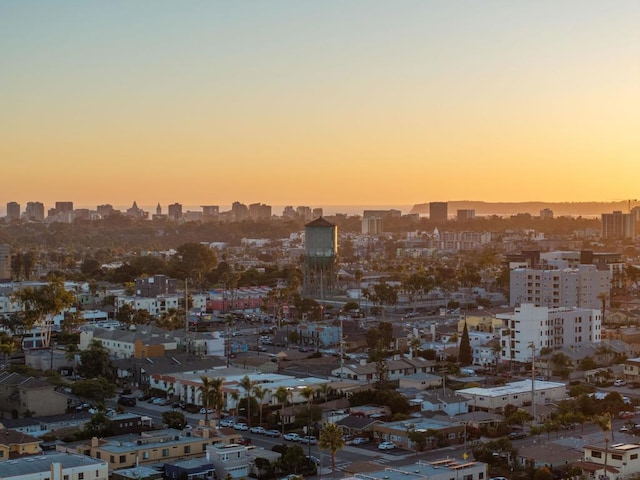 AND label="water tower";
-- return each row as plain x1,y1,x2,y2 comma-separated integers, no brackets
303,217,338,297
